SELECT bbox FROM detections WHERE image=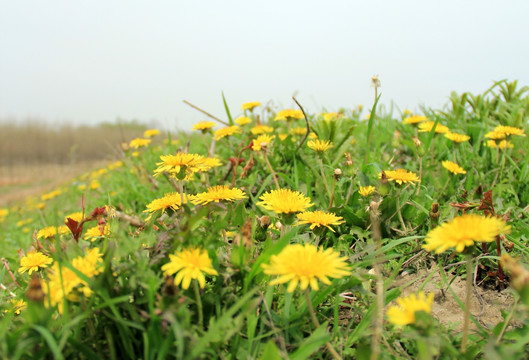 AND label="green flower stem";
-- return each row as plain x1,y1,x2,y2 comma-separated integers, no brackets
328,177,336,210
319,158,332,200
304,289,342,360
492,144,508,188
178,180,185,207
417,338,433,360
395,188,407,232
262,152,280,190
461,254,473,353
193,280,204,329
